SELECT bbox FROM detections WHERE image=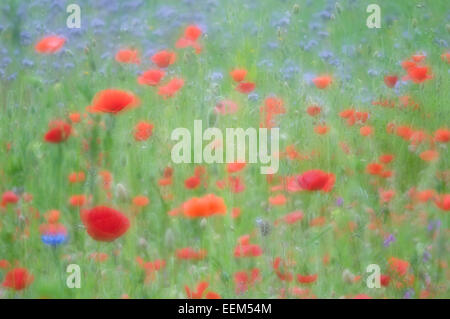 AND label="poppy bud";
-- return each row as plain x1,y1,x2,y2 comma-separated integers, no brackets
292,4,300,14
